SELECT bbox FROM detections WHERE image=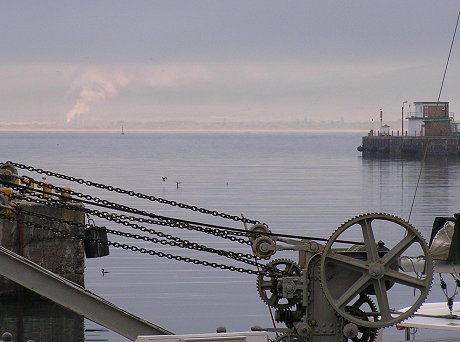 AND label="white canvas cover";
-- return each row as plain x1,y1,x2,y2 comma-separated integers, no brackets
430,221,455,260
